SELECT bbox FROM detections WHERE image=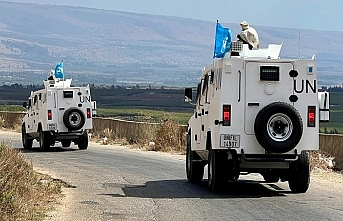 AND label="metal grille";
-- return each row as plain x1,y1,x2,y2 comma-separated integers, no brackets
260,66,280,81
231,41,243,52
